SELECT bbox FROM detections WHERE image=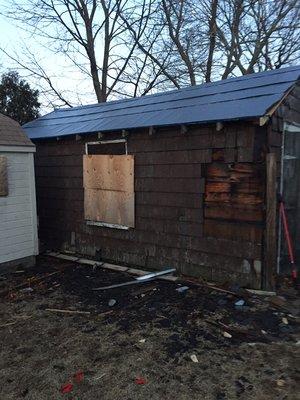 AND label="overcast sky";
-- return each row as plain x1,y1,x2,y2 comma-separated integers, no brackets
1,1,299,116
0,12,97,114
